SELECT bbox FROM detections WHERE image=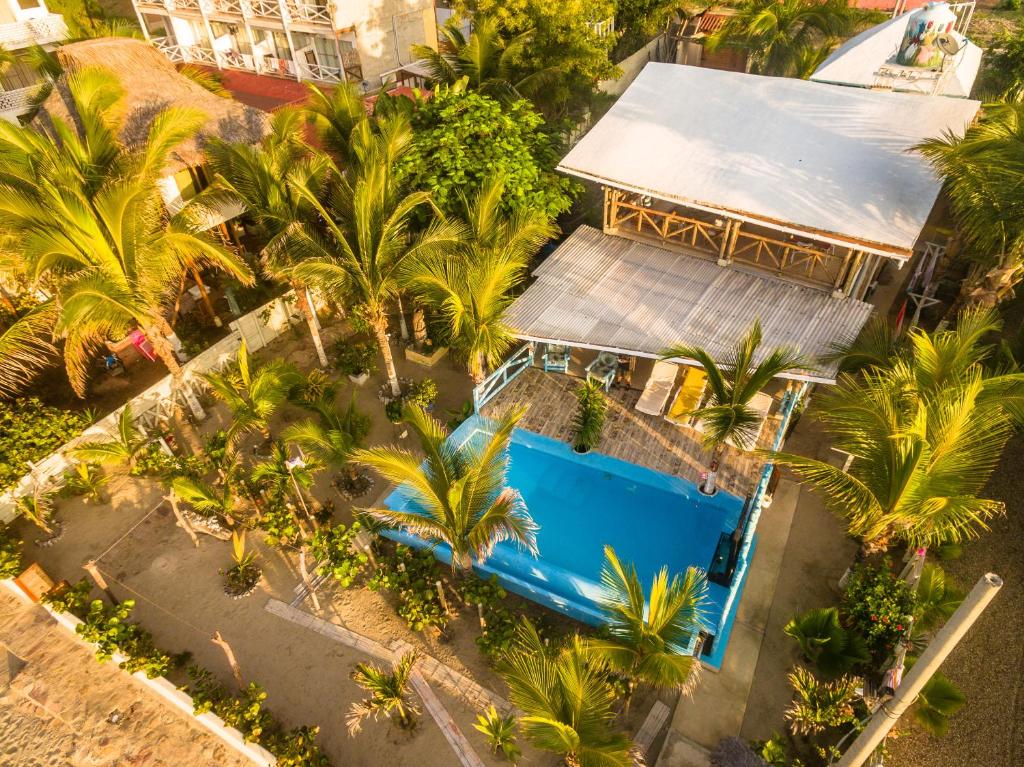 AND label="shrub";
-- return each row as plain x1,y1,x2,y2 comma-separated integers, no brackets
842,561,916,659
77,599,173,678
783,606,869,675
0,526,22,579
474,706,521,763
130,443,207,480
310,522,369,588
571,379,607,453
61,462,110,504
41,578,92,618
784,666,861,736
334,339,378,377
267,726,331,767
258,501,304,548
710,736,769,767
463,574,517,659
385,378,439,422
0,398,92,492
367,545,450,632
